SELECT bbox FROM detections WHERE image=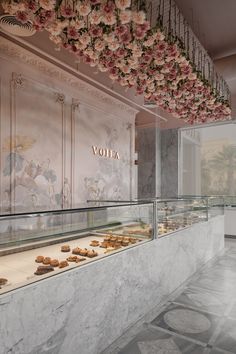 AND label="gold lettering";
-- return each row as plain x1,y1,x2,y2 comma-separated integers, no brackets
92,146,120,159
115,152,120,160
92,146,98,155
